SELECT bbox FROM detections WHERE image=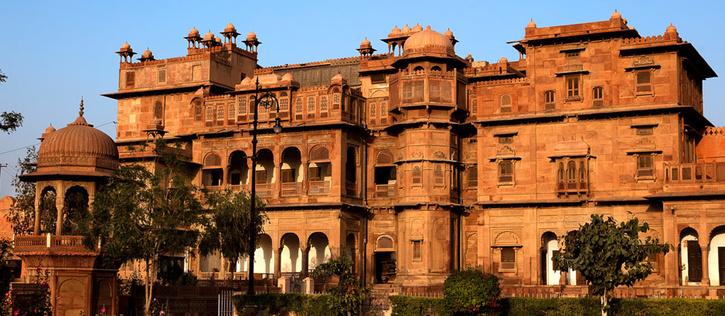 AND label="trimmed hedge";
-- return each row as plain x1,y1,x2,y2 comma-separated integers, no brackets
389,295,449,316
390,296,725,316
233,293,340,316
